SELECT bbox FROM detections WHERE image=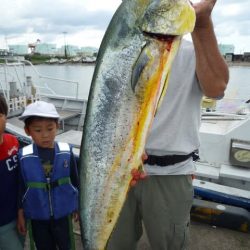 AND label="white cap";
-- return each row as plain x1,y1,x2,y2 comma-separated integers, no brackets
19,101,60,121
